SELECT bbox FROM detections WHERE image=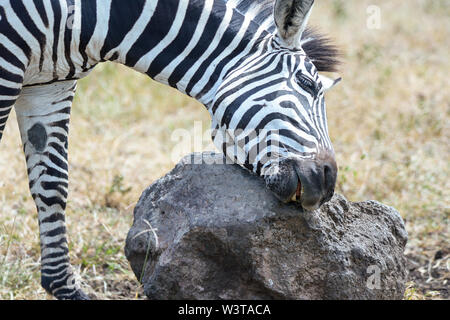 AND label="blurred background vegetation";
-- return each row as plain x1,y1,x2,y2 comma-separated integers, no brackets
0,0,448,299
